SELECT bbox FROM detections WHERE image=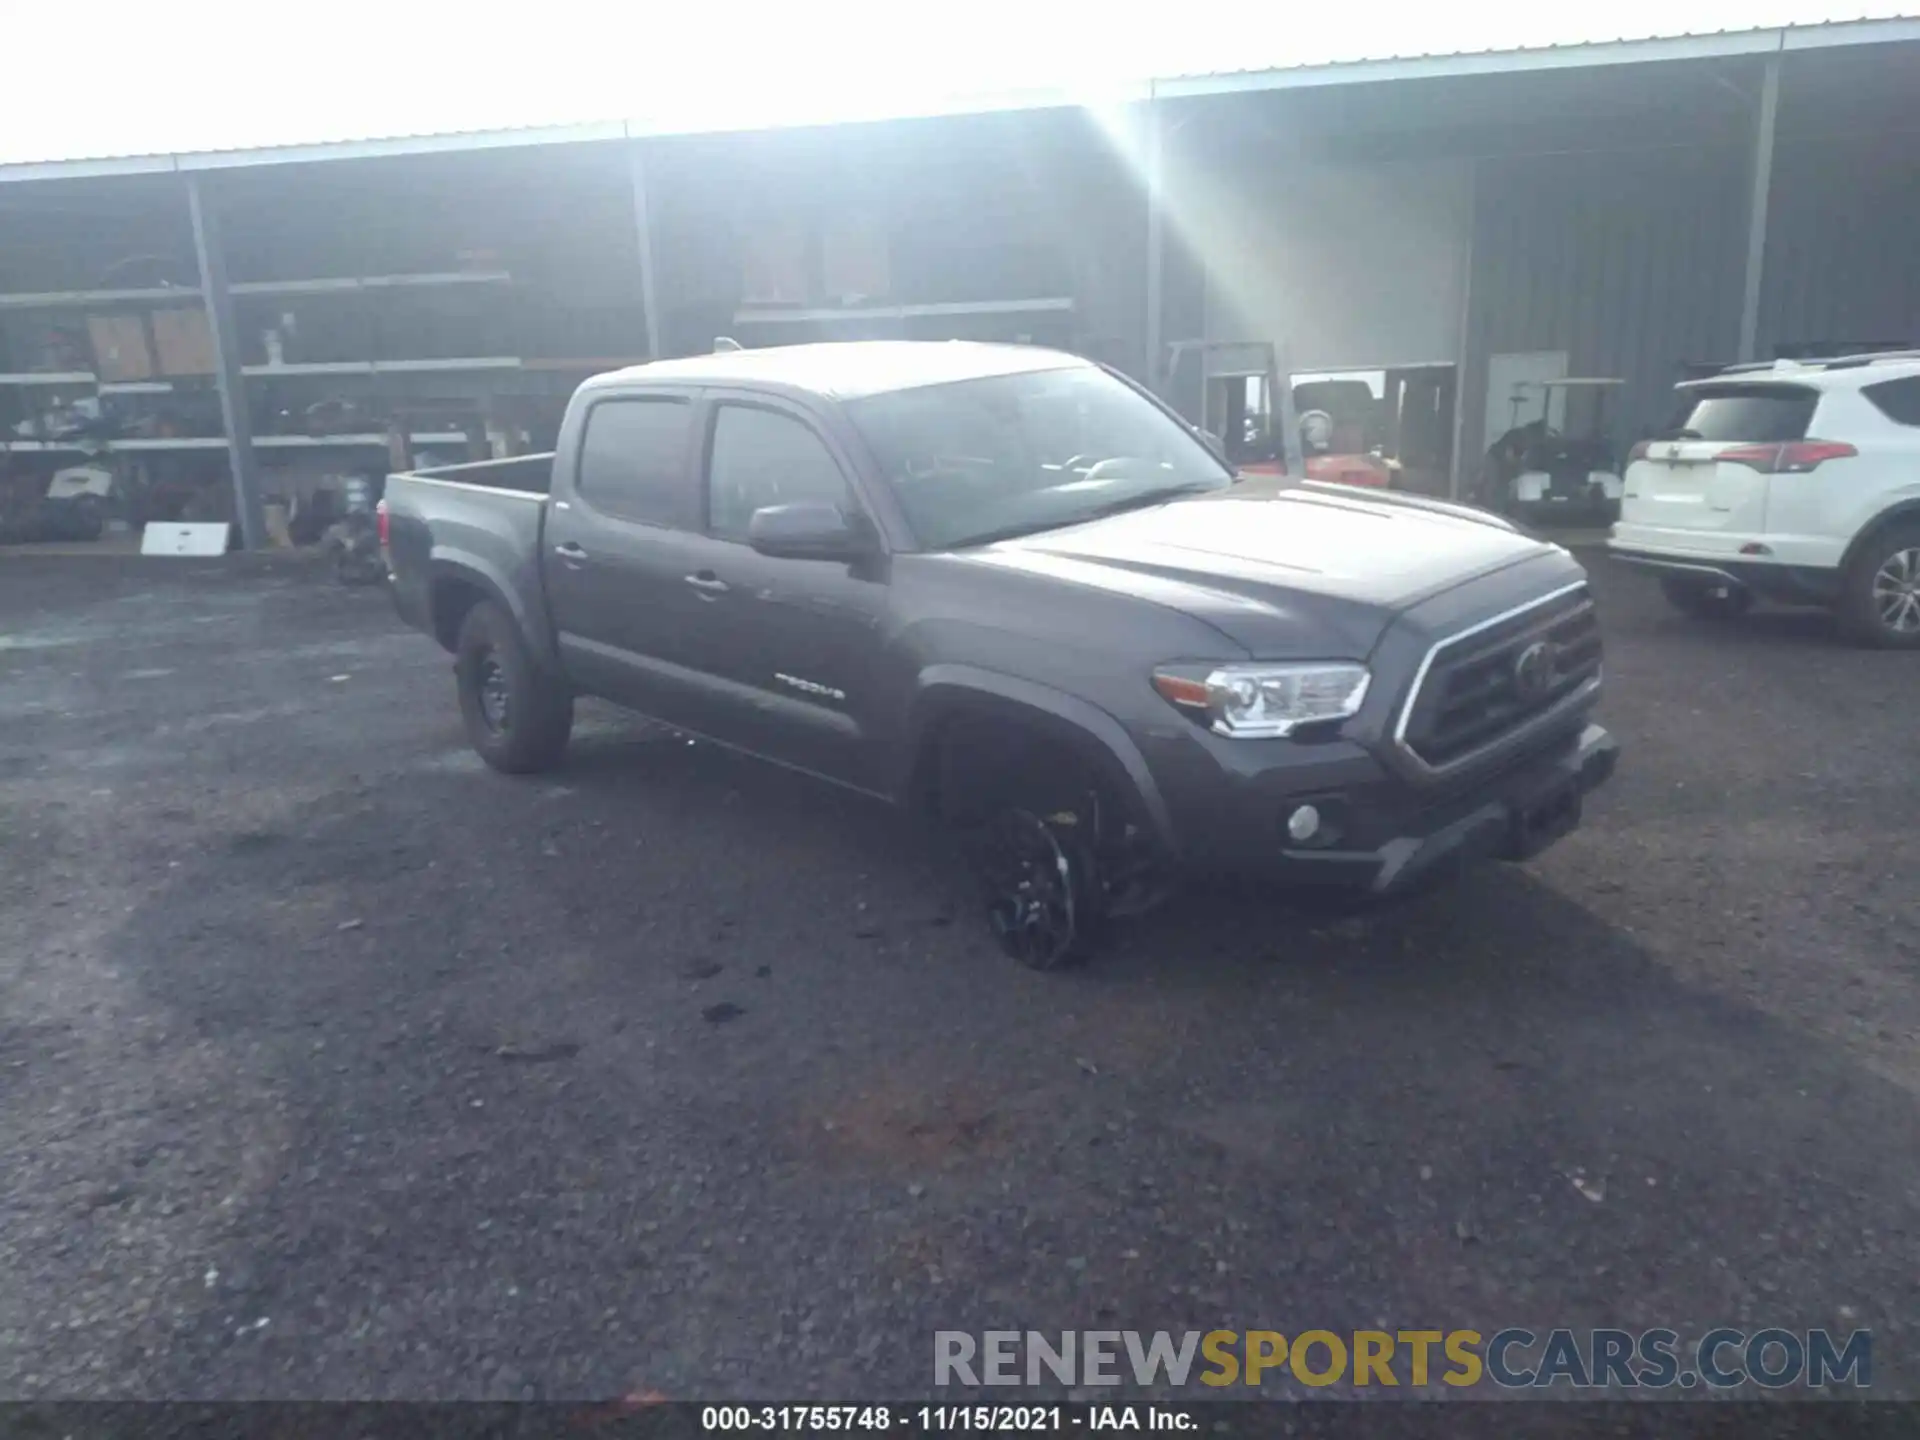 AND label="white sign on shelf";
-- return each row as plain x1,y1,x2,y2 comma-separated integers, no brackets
140,522,231,557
